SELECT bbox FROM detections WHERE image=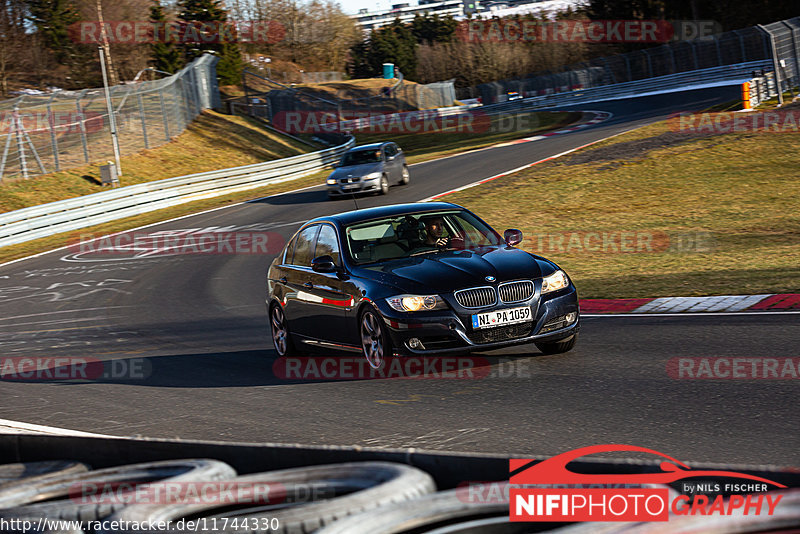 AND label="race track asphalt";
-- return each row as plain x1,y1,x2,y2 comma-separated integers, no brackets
1,84,796,467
